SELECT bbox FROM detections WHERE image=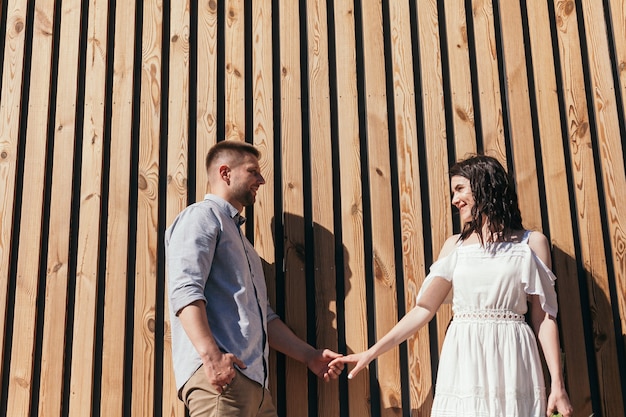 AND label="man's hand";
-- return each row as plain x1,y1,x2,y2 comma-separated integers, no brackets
305,349,345,382
203,352,247,393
